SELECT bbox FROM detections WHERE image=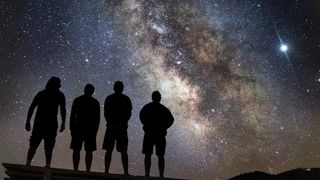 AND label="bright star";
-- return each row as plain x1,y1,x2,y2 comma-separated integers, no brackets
274,25,292,71
280,44,288,52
